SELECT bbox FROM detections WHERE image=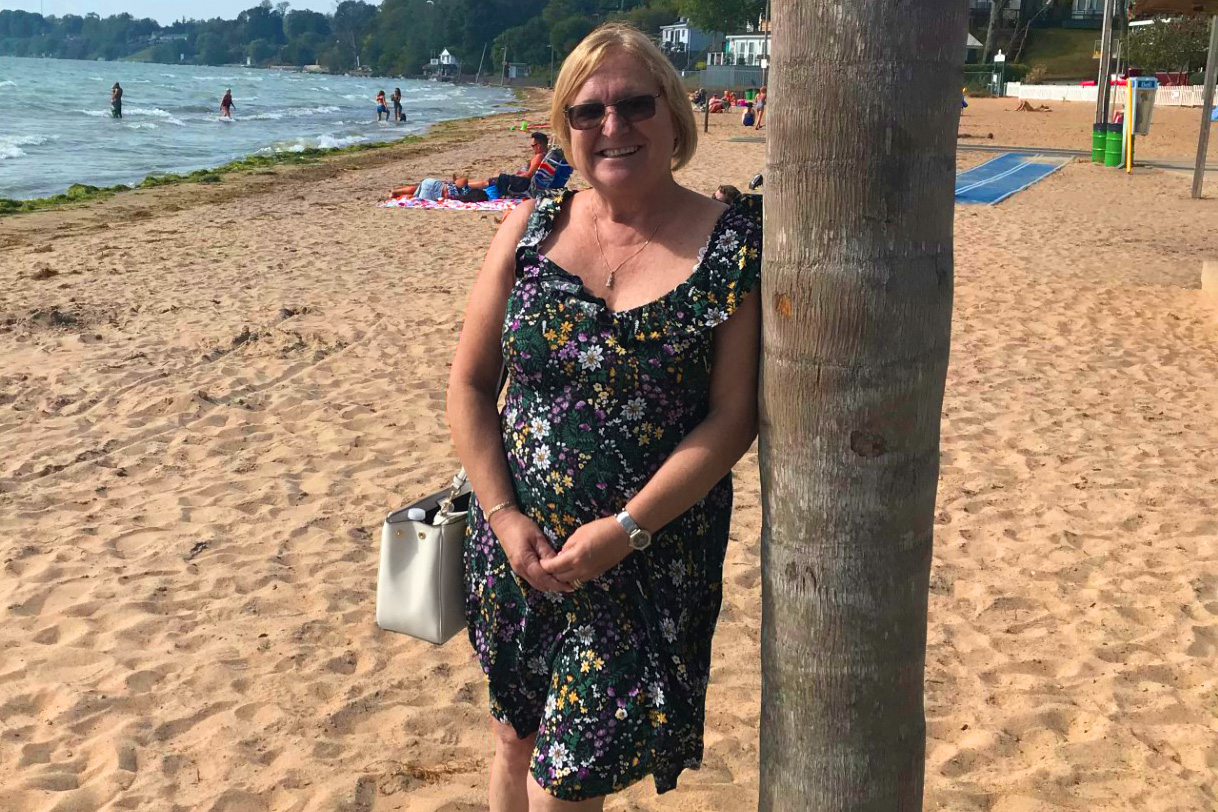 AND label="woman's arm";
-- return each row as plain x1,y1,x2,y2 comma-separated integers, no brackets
625,289,760,531
446,199,572,593
446,201,530,510
540,290,761,582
